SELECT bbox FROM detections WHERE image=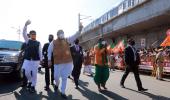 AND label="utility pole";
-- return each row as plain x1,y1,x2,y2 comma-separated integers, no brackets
78,13,80,32
78,13,83,32
78,13,92,33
